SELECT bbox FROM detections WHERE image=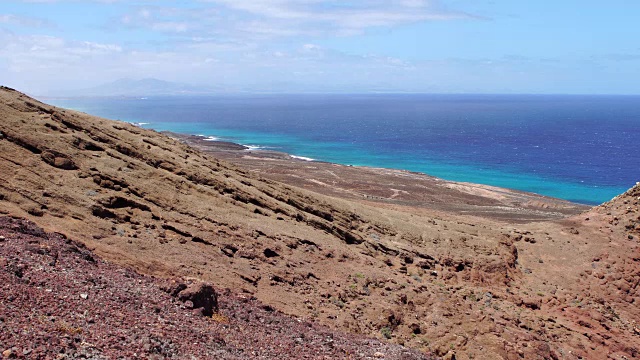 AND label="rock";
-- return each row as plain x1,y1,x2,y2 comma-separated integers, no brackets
40,150,78,170
2,349,12,358
27,206,44,217
263,248,280,258
443,351,456,360
373,352,385,358
80,293,88,299
0,236,5,241
522,297,542,310
161,279,187,296
177,283,218,317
